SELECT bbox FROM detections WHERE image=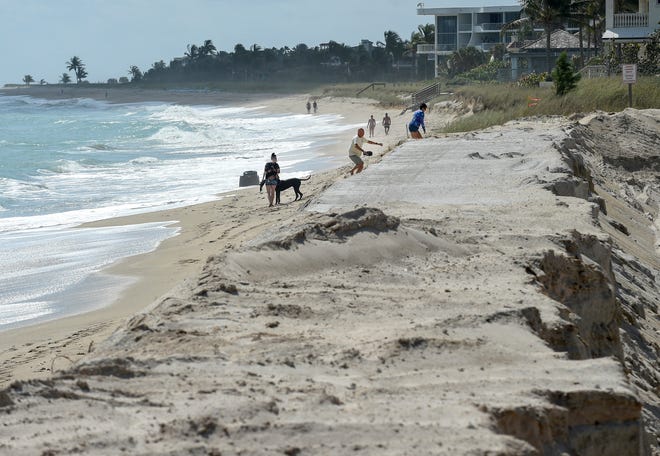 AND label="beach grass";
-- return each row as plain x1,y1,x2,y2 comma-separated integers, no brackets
21,76,658,133
441,76,660,133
